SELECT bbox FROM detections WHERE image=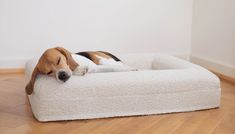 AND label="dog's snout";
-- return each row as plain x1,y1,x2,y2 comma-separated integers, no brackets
58,71,70,82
